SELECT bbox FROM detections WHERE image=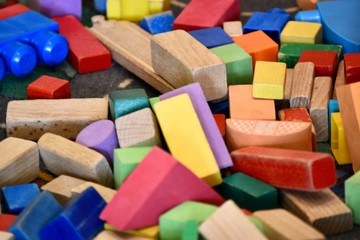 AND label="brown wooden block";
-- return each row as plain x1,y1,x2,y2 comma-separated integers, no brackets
284,68,294,100
290,62,315,109
71,181,116,203
223,21,243,37
333,60,345,99
6,98,108,141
